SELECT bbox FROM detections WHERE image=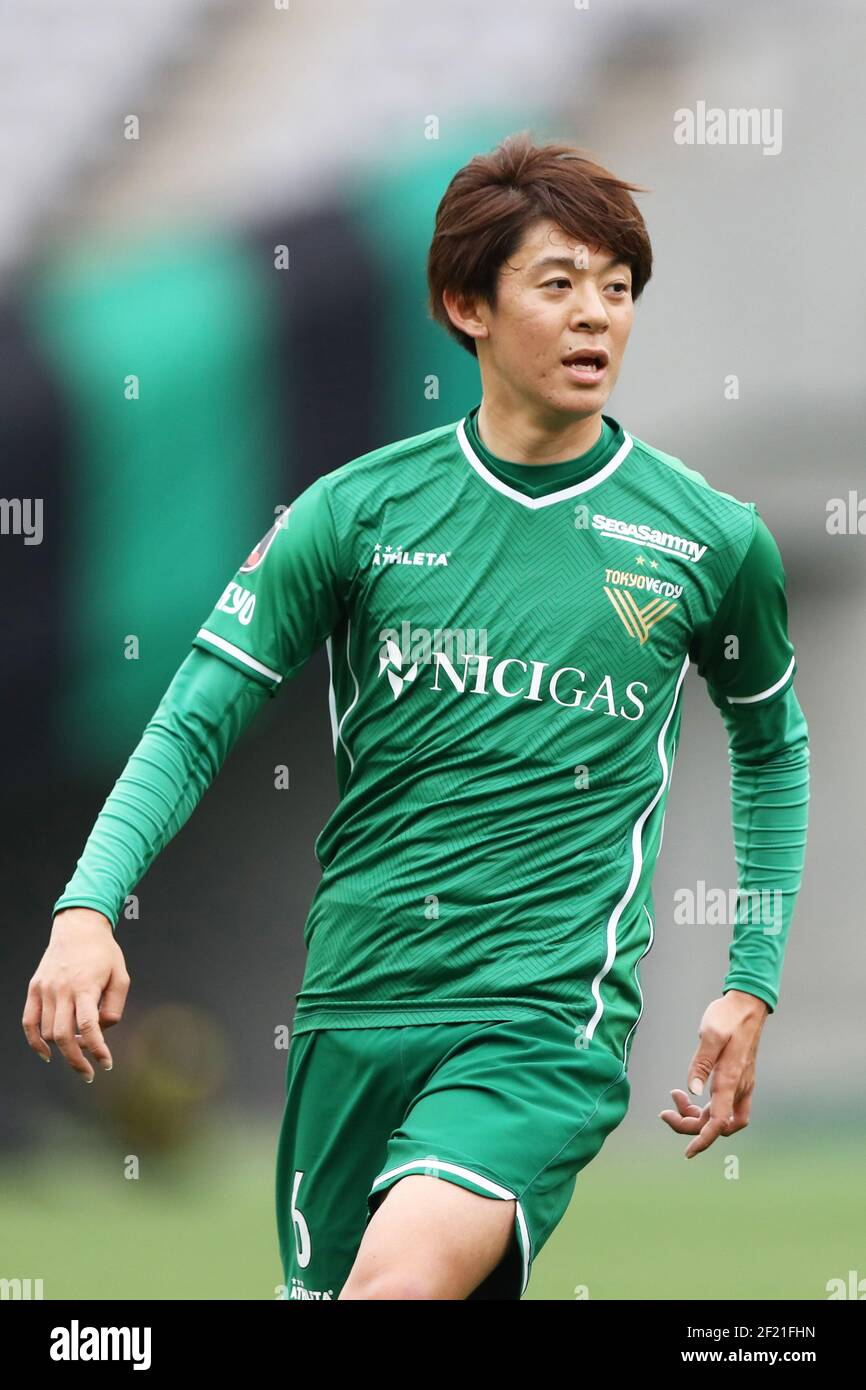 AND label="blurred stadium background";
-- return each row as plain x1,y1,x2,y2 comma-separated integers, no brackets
2,0,863,1300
